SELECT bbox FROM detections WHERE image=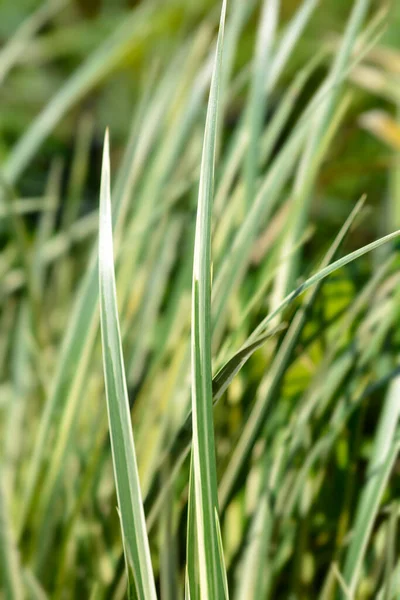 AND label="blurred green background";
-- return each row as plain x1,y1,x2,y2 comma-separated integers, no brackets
1,0,399,228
